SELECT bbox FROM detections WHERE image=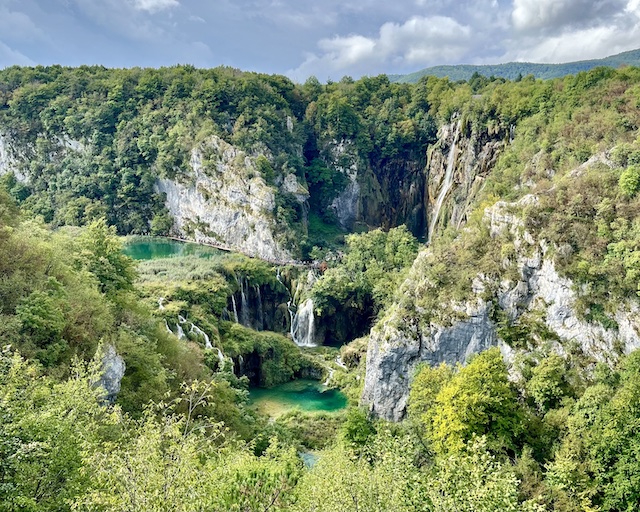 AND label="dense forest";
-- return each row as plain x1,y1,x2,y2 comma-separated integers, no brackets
2,63,640,511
